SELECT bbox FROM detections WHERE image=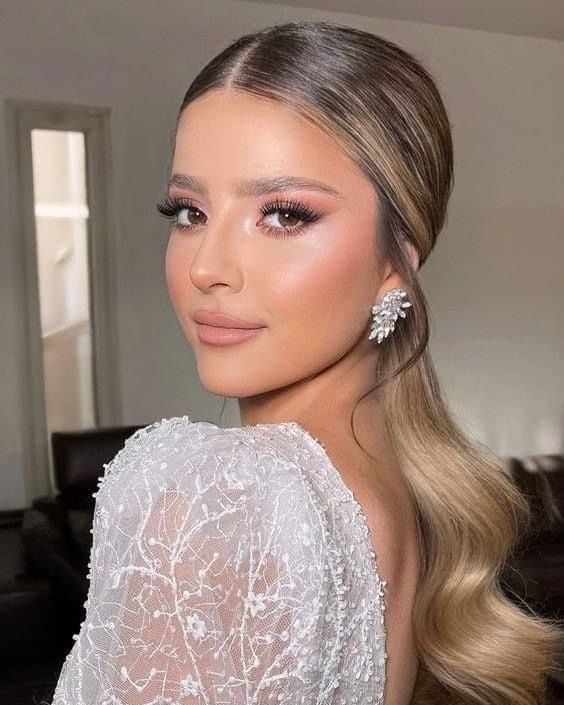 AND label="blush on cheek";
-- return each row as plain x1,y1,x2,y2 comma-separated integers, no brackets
305,245,365,312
